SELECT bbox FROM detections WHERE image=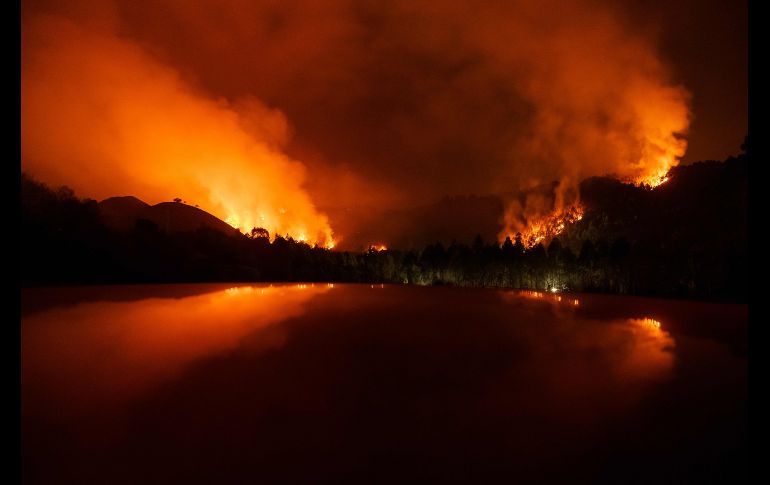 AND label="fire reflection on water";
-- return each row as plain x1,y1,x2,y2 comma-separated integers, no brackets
21,284,744,485
22,284,330,416
519,289,580,307
619,317,675,381
504,289,675,388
